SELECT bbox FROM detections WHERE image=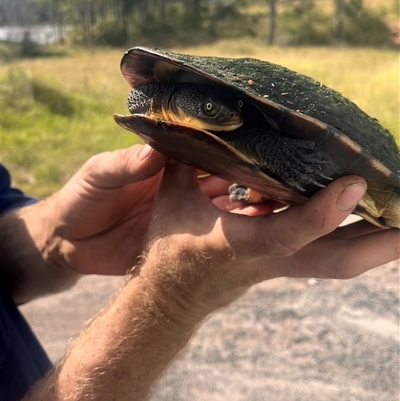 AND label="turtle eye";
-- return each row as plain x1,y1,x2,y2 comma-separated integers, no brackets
203,100,218,116
237,100,244,110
